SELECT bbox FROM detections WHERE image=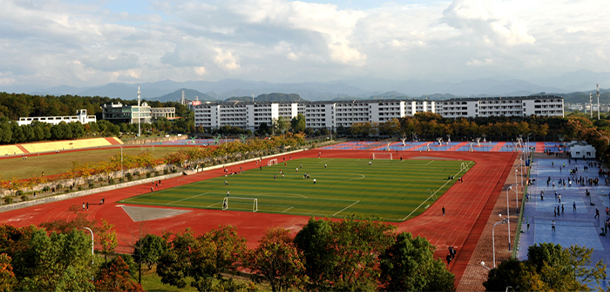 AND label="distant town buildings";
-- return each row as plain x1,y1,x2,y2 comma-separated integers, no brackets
194,95,564,130
17,109,97,126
